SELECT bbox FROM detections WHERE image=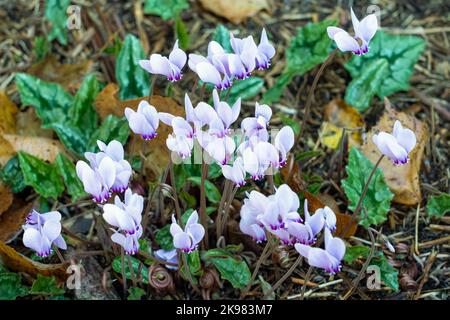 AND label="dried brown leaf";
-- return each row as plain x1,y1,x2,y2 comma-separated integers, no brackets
199,0,269,24
0,91,19,134
0,198,32,243
0,182,13,217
